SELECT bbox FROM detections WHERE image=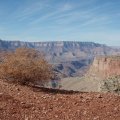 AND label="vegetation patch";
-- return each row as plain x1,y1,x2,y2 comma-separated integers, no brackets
0,48,53,86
